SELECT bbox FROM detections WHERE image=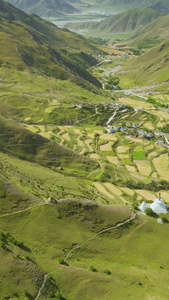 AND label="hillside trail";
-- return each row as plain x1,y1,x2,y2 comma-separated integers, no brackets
34,268,58,300
122,218,147,249
0,199,137,299
0,202,46,219
65,209,136,262
34,210,136,300
106,107,118,125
